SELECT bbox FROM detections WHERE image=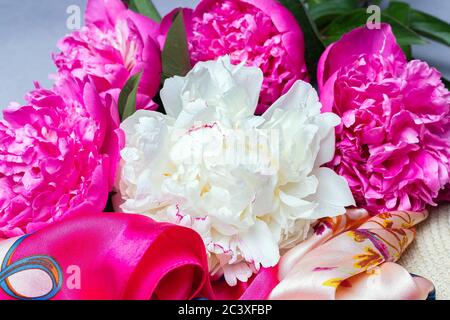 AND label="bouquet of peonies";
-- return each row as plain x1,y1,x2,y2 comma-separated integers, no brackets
0,0,448,300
